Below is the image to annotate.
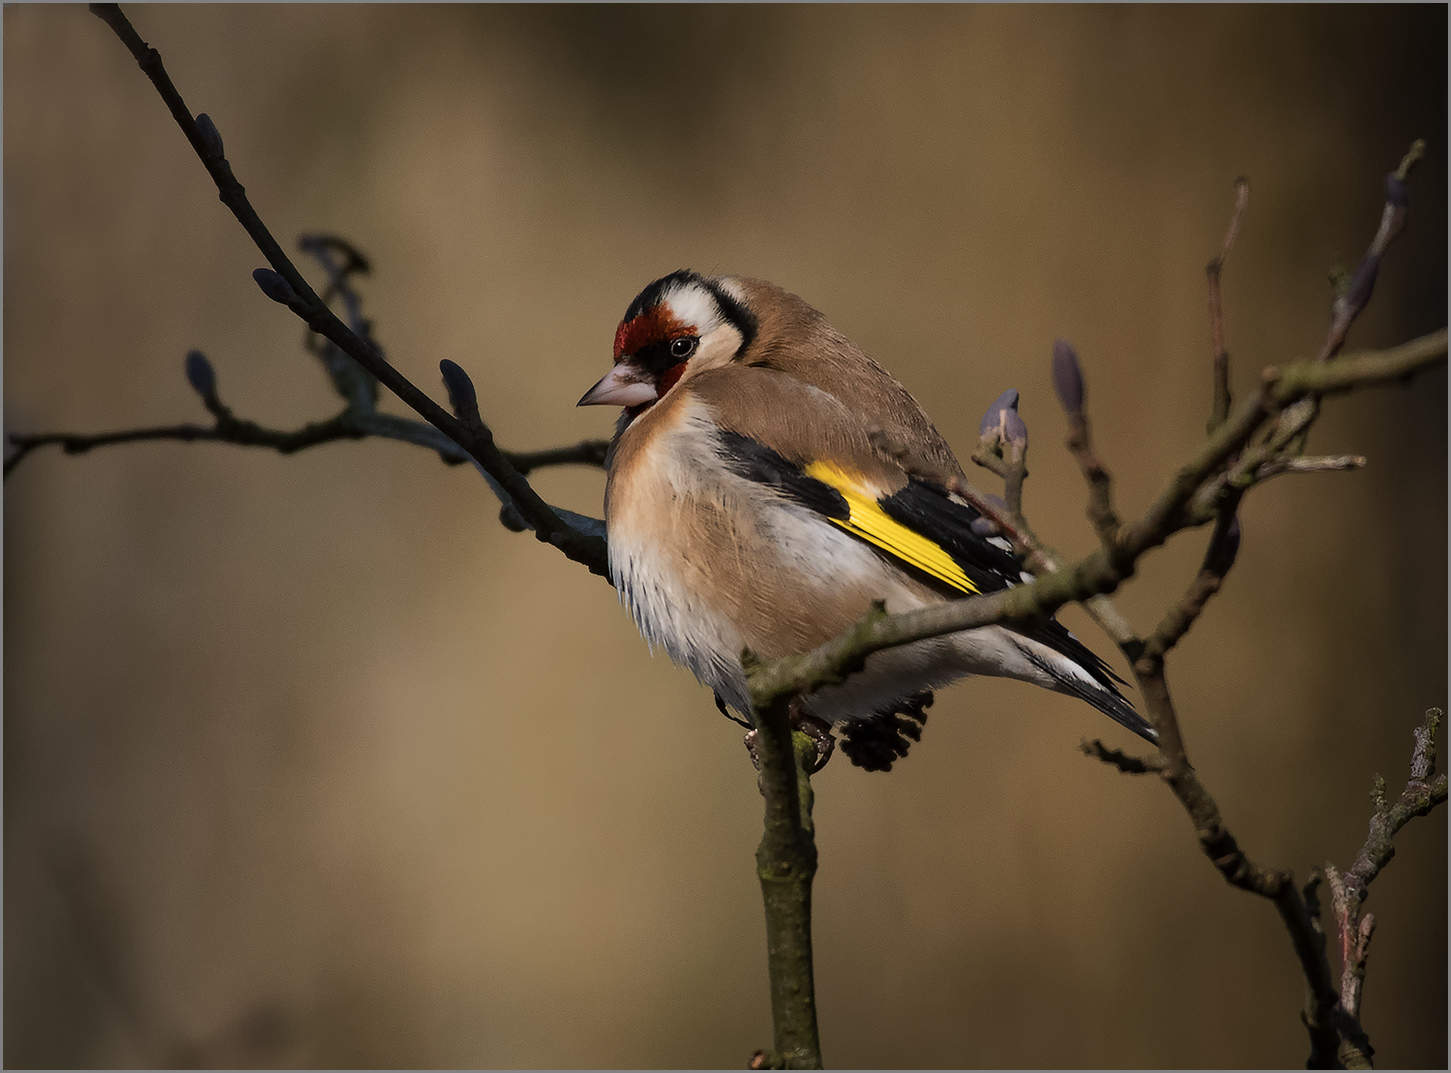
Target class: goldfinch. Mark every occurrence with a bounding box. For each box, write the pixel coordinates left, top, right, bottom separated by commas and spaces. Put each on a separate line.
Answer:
579, 271, 1153, 769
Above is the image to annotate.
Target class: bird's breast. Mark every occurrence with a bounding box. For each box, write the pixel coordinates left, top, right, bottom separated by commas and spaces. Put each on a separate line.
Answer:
604, 394, 934, 710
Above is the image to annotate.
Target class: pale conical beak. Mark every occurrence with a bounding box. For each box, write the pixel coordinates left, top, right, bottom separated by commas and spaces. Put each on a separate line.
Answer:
577, 363, 658, 407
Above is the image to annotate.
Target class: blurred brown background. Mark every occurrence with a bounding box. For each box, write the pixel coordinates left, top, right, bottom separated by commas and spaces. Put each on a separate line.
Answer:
5, 5, 1446, 1068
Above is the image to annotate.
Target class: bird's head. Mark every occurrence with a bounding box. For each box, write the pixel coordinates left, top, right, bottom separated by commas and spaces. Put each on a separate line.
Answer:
577, 270, 756, 416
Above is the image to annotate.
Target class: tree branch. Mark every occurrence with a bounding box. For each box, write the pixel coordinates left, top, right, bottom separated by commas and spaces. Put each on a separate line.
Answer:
4, 403, 607, 482
748, 332, 1446, 710
1207, 177, 1250, 433
86, 3, 609, 578
1324, 709, 1448, 1067
744, 691, 824, 1070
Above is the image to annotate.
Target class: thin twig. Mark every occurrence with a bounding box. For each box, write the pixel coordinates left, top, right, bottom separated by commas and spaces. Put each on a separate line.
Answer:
1143, 507, 1240, 660
1207, 178, 1250, 433
298, 234, 380, 413
1270, 140, 1427, 459
1064, 409, 1120, 555
4, 410, 608, 481
1080, 739, 1162, 775
87, 3, 609, 578
1126, 653, 1344, 1067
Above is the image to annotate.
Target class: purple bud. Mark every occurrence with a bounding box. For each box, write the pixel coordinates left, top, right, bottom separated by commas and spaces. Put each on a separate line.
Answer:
194, 113, 224, 160
184, 349, 216, 397
252, 268, 296, 305
1001, 406, 1028, 449
1052, 339, 1085, 414
1384, 173, 1410, 209
1345, 253, 1380, 313
439, 359, 478, 417
1203, 514, 1241, 575
977, 388, 1019, 438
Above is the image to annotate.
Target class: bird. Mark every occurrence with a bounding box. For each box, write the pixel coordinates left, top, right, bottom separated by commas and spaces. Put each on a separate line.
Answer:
578, 270, 1154, 770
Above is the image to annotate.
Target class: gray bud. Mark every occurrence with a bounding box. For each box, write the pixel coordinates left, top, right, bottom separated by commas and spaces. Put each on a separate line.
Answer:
252, 268, 296, 305
978, 388, 1019, 438
184, 349, 216, 397
1001, 406, 1028, 449
439, 359, 478, 417
1052, 339, 1085, 414
194, 113, 224, 160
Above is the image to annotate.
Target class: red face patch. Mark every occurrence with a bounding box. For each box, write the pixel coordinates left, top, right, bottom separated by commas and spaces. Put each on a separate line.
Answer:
613, 305, 692, 362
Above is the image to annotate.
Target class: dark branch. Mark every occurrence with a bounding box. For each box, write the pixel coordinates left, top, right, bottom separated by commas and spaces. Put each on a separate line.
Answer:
87, 3, 609, 578
1080, 739, 1162, 775
1053, 340, 1121, 556
5, 400, 608, 483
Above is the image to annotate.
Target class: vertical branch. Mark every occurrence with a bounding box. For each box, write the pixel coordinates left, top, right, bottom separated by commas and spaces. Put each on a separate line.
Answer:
748, 685, 823, 1070
1323, 708, 1448, 1068
1207, 178, 1250, 433
1052, 341, 1121, 556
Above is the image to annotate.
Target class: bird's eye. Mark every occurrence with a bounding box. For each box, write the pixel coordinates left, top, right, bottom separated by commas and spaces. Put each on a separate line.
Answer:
669, 336, 699, 360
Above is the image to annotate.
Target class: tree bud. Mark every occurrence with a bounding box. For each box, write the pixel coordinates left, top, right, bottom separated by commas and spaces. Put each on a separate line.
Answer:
184, 349, 216, 397
439, 359, 478, 417
1052, 339, 1085, 414
252, 268, 296, 305
1001, 406, 1028, 449
978, 388, 1019, 440
194, 113, 224, 160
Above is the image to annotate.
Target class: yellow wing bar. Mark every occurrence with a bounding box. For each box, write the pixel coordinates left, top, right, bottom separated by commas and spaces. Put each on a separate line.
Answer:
803, 461, 979, 595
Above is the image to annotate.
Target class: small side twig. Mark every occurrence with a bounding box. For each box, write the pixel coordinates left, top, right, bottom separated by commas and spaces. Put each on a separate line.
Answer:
1318, 140, 1424, 366
1052, 341, 1120, 556
1207, 177, 1250, 433
1143, 509, 1241, 660
1080, 738, 1162, 775
86, 3, 610, 577
1323, 708, 1448, 1068
4, 391, 609, 482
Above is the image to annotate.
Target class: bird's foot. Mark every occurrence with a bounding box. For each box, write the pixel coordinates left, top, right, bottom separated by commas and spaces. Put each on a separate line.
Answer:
790, 703, 836, 774
739, 700, 837, 775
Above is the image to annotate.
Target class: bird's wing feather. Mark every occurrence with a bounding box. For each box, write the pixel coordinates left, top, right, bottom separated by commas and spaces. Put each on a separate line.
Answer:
695, 366, 1128, 692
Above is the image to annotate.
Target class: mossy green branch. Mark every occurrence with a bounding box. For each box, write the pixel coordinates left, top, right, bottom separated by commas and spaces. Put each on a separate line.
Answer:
746, 671, 823, 1069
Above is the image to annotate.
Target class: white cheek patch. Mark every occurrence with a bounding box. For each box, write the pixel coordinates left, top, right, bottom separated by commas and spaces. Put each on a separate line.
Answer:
662, 282, 723, 337
693, 322, 745, 370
